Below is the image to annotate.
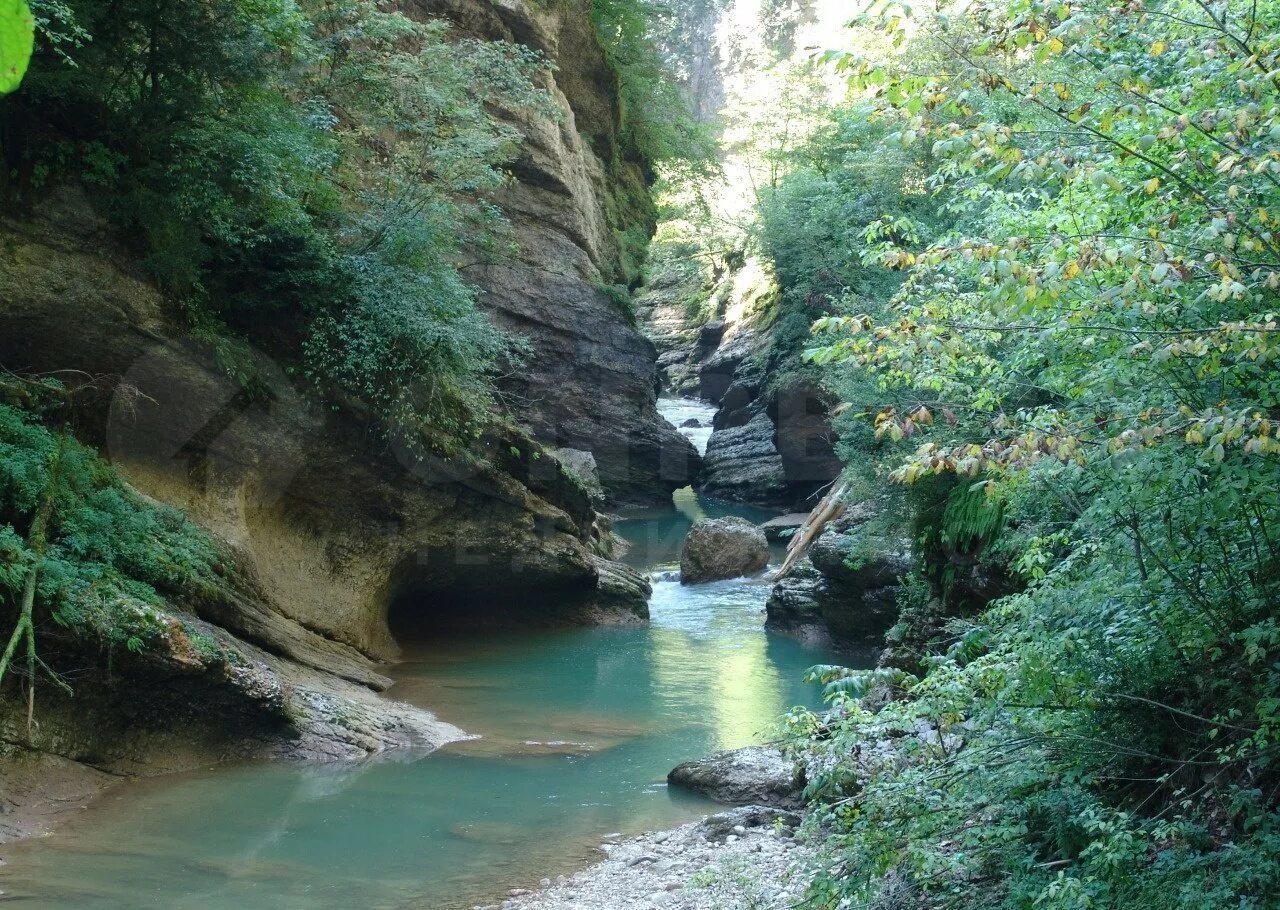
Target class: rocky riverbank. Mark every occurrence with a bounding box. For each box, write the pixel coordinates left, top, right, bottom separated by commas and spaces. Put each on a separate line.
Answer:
482, 806, 815, 910
476, 744, 814, 910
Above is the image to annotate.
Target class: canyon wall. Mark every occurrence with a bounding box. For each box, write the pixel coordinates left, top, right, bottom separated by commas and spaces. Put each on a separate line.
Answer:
409, 0, 701, 505
0, 0, 678, 795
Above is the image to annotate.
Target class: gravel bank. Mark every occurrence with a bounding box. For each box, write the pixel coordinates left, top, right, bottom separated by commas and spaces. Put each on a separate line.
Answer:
480, 808, 816, 910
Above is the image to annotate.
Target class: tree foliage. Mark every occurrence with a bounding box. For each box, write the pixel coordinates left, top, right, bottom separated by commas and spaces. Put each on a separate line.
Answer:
0, 396, 224, 659
790, 0, 1280, 906
592, 0, 716, 167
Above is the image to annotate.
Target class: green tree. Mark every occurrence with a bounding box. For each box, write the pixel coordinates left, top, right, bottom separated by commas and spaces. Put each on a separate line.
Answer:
795, 0, 1280, 906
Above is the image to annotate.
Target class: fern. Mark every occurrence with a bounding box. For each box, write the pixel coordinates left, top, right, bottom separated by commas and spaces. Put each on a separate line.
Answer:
805, 665, 918, 702
0, 404, 224, 652
940, 483, 1005, 552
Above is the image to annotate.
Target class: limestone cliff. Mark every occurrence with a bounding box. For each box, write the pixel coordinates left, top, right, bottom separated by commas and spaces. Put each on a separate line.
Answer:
407, 0, 701, 505
2, 188, 652, 657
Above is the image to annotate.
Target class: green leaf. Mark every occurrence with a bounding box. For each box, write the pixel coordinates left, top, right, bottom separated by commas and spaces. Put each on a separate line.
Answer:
0, 0, 33, 96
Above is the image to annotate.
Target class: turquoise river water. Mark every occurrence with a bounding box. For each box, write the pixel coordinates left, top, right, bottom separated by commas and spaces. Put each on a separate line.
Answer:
0, 400, 848, 909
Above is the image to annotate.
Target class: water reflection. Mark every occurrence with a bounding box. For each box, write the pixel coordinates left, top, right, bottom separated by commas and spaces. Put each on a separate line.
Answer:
0, 399, 854, 910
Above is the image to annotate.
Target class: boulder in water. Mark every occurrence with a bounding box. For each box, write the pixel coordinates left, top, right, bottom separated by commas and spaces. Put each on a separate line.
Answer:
668, 747, 804, 808
679, 417, 702, 428
679, 517, 769, 584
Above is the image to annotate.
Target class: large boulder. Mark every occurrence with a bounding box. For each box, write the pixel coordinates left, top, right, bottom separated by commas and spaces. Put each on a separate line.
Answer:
766, 520, 915, 646
766, 561, 900, 647
698, 412, 790, 505
668, 747, 804, 809
809, 527, 914, 590
680, 517, 769, 583
586, 555, 652, 623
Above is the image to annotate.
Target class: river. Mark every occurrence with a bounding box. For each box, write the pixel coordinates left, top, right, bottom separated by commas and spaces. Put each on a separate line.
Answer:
0, 399, 844, 909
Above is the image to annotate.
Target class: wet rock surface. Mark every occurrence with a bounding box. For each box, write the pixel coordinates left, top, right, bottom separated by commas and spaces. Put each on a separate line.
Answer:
679, 518, 770, 584
0, 746, 119, 843
667, 747, 804, 809
0, 613, 468, 843
585, 555, 653, 623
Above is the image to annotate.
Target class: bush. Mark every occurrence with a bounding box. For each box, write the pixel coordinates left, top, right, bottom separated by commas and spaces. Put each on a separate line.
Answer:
5, 0, 553, 449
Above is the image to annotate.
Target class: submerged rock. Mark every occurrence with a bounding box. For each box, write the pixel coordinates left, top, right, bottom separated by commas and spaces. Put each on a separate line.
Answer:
668, 746, 804, 809
679, 517, 769, 584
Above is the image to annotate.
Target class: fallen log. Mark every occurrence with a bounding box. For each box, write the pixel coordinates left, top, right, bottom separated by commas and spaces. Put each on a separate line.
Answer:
771, 481, 849, 581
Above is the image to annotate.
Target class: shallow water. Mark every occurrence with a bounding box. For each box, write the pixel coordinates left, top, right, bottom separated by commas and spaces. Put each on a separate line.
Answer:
0, 398, 849, 910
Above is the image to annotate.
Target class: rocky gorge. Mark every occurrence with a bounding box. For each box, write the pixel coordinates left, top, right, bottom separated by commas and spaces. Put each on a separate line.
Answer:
2, 0, 928, 906
0, 0, 692, 839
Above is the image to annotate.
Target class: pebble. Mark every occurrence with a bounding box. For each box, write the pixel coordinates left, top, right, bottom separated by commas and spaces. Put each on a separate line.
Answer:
495, 817, 814, 910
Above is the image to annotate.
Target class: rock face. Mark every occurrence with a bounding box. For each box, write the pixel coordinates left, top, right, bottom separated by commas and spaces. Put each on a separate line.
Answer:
0, 178, 653, 814
636, 250, 841, 507
679, 517, 770, 583
759, 513, 808, 542
1, 192, 648, 660
0, 610, 468, 844
766, 518, 915, 646
552, 447, 604, 498
699, 410, 789, 504
0, 0, 696, 834
668, 746, 804, 809
410, 0, 700, 505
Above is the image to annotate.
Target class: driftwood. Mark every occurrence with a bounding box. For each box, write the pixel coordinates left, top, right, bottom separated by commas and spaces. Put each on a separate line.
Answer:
772, 481, 849, 581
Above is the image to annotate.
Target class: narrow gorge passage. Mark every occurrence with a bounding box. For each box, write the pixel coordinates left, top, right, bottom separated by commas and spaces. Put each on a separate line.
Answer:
0, 404, 850, 910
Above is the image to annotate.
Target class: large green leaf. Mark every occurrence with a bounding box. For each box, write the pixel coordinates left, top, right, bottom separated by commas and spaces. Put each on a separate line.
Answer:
0, 0, 34, 96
